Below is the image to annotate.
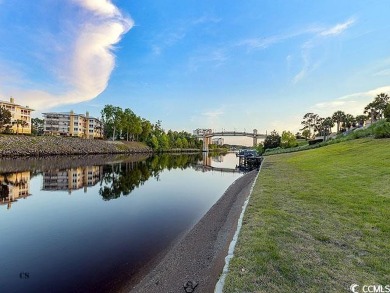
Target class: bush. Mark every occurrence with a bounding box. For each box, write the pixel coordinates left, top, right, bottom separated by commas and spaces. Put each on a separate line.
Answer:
373, 120, 390, 138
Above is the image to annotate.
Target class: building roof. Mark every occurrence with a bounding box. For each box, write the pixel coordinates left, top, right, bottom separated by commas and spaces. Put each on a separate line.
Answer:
0, 99, 34, 111
42, 112, 101, 122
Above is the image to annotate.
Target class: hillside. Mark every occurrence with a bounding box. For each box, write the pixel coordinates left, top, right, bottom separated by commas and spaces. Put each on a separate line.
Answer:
225, 138, 390, 292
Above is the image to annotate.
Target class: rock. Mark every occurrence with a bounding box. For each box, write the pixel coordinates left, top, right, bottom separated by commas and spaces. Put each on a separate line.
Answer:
183, 280, 198, 292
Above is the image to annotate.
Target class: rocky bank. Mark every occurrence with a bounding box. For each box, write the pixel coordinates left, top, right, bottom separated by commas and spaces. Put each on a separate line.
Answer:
0, 135, 152, 157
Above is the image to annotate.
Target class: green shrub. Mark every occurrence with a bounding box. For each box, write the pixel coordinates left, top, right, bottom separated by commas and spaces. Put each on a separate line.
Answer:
373, 120, 390, 138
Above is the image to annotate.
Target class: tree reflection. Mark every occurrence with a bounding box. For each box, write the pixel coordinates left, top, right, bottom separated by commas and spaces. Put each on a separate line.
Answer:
99, 154, 202, 201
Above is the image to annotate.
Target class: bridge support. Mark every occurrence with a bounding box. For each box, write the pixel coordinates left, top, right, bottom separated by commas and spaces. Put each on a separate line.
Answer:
253, 129, 258, 147
202, 135, 211, 152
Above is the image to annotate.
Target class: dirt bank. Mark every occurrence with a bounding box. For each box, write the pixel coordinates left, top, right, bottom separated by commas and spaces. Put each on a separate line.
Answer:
125, 170, 258, 293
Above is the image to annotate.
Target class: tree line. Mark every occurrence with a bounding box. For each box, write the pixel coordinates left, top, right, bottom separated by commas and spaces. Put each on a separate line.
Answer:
257, 92, 390, 153
101, 105, 202, 151
299, 92, 389, 139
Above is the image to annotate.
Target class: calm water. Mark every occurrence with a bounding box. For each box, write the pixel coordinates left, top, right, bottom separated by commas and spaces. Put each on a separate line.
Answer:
0, 153, 242, 293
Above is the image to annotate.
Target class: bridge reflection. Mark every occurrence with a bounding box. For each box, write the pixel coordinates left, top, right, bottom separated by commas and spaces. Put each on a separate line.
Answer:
193, 153, 260, 174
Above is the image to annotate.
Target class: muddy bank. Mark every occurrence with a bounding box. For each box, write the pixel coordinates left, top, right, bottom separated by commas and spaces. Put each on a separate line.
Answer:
124, 170, 258, 293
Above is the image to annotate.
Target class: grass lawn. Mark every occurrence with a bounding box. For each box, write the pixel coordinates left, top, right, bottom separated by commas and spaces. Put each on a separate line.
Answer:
224, 138, 390, 292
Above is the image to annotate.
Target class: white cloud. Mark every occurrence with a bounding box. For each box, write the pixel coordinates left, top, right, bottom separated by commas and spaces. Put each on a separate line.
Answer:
319, 18, 355, 36
201, 109, 224, 118
0, 0, 133, 111
312, 85, 390, 116
73, 0, 119, 17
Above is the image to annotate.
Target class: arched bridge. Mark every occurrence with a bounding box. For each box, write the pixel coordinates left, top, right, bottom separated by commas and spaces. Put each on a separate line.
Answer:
193, 129, 266, 152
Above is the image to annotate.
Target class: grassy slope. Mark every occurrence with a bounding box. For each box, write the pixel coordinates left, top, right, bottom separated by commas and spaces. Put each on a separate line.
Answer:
224, 138, 390, 292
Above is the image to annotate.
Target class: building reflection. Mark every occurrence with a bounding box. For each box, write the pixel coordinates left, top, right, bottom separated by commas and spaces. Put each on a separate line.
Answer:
42, 166, 103, 194
0, 171, 31, 209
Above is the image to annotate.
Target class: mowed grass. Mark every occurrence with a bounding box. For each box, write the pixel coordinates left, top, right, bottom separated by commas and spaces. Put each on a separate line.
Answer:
224, 138, 390, 292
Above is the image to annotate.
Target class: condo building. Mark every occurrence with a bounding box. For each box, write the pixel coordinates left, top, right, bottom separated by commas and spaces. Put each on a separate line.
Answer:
0, 97, 33, 134
42, 111, 103, 138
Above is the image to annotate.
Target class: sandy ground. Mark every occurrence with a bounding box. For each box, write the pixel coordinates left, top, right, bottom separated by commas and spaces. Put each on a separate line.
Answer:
124, 170, 258, 293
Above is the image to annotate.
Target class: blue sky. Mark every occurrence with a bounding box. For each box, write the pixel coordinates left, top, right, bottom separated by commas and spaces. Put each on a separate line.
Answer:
0, 0, 389, 143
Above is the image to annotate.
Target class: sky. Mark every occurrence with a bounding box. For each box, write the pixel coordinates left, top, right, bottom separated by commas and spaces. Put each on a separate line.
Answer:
0, 0, 389, 144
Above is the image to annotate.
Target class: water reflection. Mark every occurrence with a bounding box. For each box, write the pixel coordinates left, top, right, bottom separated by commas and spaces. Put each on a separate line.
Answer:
0, 171, 31, 209
0, 153, 248, 209
43, 166, 103, 193
0, 154, 206, 207
0, 153, 243, 293
99, 154, 202, 200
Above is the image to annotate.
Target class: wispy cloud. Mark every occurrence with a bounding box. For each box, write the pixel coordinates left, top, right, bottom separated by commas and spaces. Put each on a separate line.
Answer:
319, 18, 356, 36
374, 68, 390, 76
192, 15, 221, 25
201, 109, 224, 118
312, 85, 390, 116
188, 49, 228, 72
238, 27, 321, 50
237, 18, 356, 84
0, 0, 132, 110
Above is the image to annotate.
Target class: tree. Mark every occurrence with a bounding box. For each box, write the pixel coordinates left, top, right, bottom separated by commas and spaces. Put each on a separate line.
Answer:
0, 106, 11, 132
332, 111, 346, 133
101, 105, 122, 140
355, 115, 367, 127
149, 135, 159, 149
139, 119, 152, 142
321, 117, 334, 141
364, 93, 389, 123
373, 93, 389, 119
256, 143, 264, 154
302, 129, 311, 140
175, 137, 183, 148
384, 104, 390, 121
181, 137, 189, 149
158, 133, 170, 150
301, 113, 320, 136
281, 131, 297, 148
263, 130, 281, 149
31, 118, 44, 135
121, 108, 135, 141
14, 119, 26, 134
364, 102, 379, 124
343, 114, 355, 130
301, 113, 313, 134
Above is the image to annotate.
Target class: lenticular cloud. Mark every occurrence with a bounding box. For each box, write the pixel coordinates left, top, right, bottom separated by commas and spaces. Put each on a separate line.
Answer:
14, 0, 133, 110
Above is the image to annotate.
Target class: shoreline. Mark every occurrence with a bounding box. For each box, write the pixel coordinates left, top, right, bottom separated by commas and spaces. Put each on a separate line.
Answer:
124, 170, 258, 293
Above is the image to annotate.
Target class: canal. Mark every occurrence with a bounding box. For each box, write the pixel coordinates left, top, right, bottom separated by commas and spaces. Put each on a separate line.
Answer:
0, 153, 243, 293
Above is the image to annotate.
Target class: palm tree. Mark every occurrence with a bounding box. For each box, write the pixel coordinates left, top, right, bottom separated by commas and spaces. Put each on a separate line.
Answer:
373, 93, 389, 119
332, 111, 346, 133
322, 117, 334, 141
20, 120, 28, 134
13, 119, 24, 135
343, 114, 356, 130
364, 93, 389, 123
355, 115, 367, 127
